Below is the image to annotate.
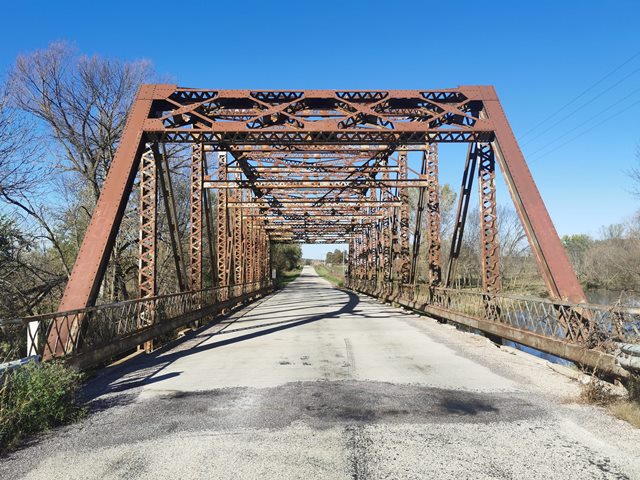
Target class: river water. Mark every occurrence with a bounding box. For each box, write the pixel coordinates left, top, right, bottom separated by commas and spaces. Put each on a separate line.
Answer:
585, 288, 640, 307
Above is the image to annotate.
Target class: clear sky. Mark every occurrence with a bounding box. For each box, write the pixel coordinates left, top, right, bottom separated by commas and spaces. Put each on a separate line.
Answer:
1, 1, 639, 259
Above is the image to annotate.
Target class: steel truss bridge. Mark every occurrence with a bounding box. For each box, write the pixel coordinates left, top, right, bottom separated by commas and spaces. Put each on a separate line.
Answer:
3, 85, 639, 376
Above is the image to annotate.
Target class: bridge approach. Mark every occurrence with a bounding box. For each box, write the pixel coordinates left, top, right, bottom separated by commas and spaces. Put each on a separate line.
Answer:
2, 267, 639, 479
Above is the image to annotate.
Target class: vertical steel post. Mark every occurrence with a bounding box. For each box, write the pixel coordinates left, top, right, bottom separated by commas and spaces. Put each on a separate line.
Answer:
397, 151, 411, 284
477, 143, 501, 293
189, 144, 203, 292
425, 144, 442, 286
232, 171, 243, 287
216, 152, 230, 295
410, 150, 428, 284
138, 146, 157, 299
381, 162, 392, 285
138, 145, 157, 352
367, 188, 377, 281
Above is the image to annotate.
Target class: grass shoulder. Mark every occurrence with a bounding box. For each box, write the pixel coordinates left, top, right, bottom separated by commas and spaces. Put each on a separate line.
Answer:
314, 264, 345, 287
276, 267, 302, 289
577, 373, 640, 429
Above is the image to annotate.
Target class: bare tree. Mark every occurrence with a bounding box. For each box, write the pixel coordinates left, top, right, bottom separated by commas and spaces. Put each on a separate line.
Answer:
1, 43, 154, 306
9, 42, 153, 203
0, 83, 36, 197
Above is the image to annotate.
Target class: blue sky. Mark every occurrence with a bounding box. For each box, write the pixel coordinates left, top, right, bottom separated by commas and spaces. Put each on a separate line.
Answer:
1, 1, 639, 259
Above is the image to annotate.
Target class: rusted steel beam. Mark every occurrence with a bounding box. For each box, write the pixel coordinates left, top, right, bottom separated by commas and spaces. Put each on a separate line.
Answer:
477, 86, 587, 303
228, 201, 402, 207
48, 85, 173, 357
138, 147, 158, 299
249, 214, 383, 219
381, 163, 393, 284
425, 143, 442, 286
216, 152, 230, 293
232, 171, 243, 286
477, 143, 501, 293
138, 146, 157, 352
410, 149, 428, 284
189, 144, 204, 291
204, 180, 434, 189
154, 131, 495, 146
226, 166, 400, 174
397, 151, 411, 284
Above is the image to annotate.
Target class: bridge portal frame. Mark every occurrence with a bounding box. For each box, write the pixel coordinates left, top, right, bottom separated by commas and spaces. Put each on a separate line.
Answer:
47, 85, 587, 357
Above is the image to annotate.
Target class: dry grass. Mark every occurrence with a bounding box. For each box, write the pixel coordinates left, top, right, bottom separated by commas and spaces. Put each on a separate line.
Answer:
609, 401, 640, 428
626, 375, 640, 403
578, 376, 620, 406
576, 373, 640, 429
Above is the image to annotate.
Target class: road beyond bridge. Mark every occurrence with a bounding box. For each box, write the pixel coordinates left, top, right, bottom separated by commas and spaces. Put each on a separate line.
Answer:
3, 267, 639, 479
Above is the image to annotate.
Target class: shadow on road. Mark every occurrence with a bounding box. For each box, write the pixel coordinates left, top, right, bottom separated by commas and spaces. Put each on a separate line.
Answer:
81, 283, 361, 406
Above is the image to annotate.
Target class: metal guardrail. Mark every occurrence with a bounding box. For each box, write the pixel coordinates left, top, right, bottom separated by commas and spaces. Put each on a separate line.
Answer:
347, 279, 640, 377
0, 281, 272, 369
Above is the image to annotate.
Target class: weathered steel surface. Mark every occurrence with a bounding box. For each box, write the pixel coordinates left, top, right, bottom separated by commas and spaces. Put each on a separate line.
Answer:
477, 143, 501, 294
138, 146, 157, 300
138, 146, 157, 352
425, 144, 442, 285
18, 282, 272, 369
190, 144, 204, 291
47, 84, 594, 364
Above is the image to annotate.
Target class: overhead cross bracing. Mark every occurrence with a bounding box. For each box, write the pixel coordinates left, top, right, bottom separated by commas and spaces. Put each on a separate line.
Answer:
205, 150, 412, 244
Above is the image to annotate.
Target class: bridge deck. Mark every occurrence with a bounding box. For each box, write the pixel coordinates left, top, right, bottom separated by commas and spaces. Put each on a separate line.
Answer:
3, 267, 639, 479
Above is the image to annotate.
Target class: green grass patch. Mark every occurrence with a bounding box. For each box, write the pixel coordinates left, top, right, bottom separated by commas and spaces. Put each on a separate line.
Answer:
314, 264, 345, 287
1, 361, 84, 452
276, 267, 302, 289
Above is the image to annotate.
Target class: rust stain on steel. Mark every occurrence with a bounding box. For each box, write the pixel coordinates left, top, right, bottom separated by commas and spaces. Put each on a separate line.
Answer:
478, 86, 586, 303
189, 144, 204, 291
50, 84, 588, 359
47, 85, 169, 357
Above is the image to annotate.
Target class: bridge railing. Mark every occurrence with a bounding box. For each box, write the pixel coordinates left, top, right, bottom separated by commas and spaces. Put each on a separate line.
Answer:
346, 279, 640, 376
0, 280, 273, 369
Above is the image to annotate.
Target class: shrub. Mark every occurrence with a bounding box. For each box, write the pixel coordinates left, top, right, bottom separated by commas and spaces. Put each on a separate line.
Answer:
0, 360, 83, 451
578, 375, 618, 406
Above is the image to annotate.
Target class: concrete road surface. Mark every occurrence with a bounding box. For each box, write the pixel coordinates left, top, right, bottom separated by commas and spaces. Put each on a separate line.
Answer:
2, 266, 639, 479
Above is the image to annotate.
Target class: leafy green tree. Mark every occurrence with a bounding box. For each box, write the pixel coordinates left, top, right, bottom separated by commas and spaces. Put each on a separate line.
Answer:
325, 249, 344, 264
270, 243, 302, 273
